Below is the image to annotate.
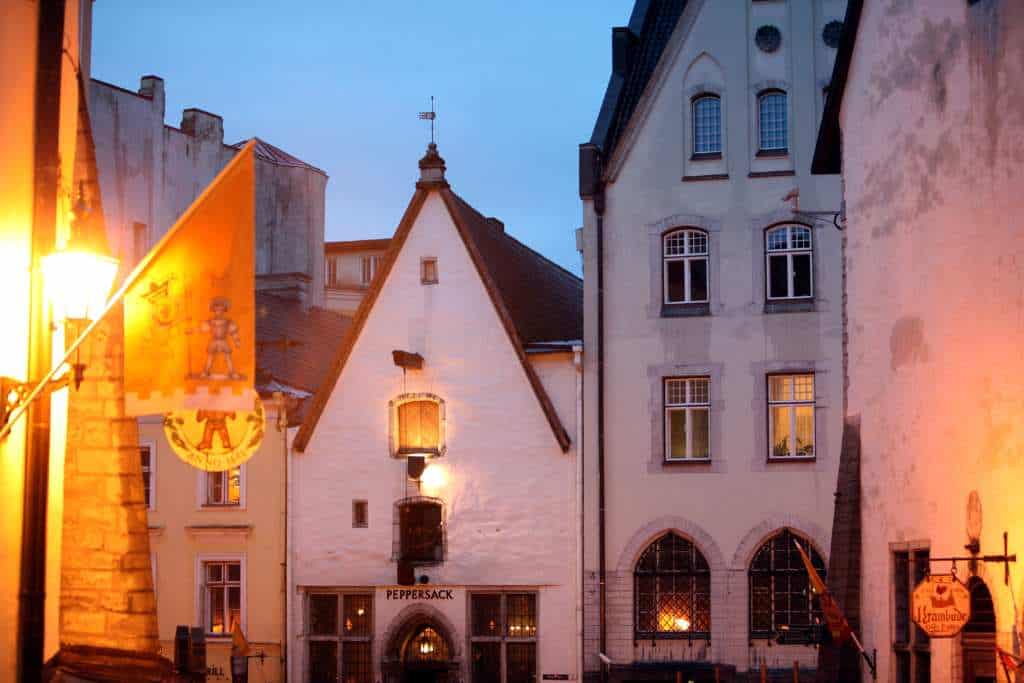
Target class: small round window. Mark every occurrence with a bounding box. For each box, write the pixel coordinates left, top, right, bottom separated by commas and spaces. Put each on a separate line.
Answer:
755, 25, 782, 53
822, 20, 843, 49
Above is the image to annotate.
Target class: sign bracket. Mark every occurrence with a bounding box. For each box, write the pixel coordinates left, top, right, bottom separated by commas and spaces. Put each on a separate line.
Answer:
928, 531, 1017, 585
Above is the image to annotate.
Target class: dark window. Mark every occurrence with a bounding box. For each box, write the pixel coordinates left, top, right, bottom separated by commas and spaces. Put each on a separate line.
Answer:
140, 445, 152, 508
634, 532, 711, 639
353, 500, 368, 528
397, 498, 444, 564
755, 25, 782, 53
757, 90, 788, 152
822, 20, 844, 48
421, 257, 438, 284
749, 529, 826, 639
893, 549, 930, 683
663, 229, 709, 305
308, 593, 373, 683
470, 593, 538, 683
691, 95, 722, 156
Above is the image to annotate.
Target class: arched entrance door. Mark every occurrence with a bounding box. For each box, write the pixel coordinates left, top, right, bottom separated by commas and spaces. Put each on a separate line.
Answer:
383, 614, 458, 683
962, 577, 996, 683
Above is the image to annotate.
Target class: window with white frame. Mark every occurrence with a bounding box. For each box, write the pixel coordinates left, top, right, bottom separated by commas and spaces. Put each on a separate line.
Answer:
757, 90, 788, 152
307, 593, 373, 683
201, 559, 242, 635
360, 255, 379, 286
691, 95, 722, 156
664, 377, 710, 461
767, 374, 815, 459
140, 443, 154, 509
663, 229, 708, 305
469, 592, 538, 683
204, 466, 242, 506
765, 225, 813, 300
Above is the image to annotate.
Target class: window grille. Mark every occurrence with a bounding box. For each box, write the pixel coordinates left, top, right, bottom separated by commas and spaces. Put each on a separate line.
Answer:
664, 377, 711, 461
748, 530, 826, 639
663, 229, 709, 305
634, 532, 711, 640
892, 549, 930, 683
767, 374, 815, 459
394, 497, 445, 565
758, 90, 788, 152
692, 95, 722, 156
469, 593, 538, 683
308, 593, 373, 683
765, 225, 813, 300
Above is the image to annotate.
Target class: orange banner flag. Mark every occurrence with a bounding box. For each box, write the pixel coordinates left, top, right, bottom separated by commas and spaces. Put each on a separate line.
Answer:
123, 142, 256, 415
793, 537, 852, 644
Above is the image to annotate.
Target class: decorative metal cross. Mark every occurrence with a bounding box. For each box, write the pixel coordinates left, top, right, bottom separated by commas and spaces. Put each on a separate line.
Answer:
418, 96, 436, 144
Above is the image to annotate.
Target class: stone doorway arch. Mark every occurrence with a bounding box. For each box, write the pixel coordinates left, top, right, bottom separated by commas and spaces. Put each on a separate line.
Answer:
961, 577, 997, 683
382, 606, 461, 683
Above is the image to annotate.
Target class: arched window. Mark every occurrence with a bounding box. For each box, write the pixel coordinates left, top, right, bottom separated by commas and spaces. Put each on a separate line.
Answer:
663, 229, 708, 305
757, 90, 788, 153
404, 626, 450, 664
765, 225, 812, 300
391, 394, 445, 457
691, 94, 722, 157
749, 529, 826, 639
634, 532, 711, 640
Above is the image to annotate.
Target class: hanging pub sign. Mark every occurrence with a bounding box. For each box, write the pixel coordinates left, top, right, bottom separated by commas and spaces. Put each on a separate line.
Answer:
912, 574, 971, 637
163, 391, 265, 472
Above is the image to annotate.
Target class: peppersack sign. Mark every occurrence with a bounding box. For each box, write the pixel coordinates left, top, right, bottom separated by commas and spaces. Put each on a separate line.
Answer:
912, 574, 971, 637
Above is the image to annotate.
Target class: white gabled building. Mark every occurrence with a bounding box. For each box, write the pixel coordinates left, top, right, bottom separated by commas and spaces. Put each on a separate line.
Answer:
288, 145, 584, 683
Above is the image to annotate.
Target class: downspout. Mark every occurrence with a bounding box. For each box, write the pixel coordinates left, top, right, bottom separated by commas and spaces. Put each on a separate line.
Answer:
595, 192, 607, 675
19, 1, 65, 680
573, 344, 584, 683
276, 393, 288, 678
285, 415, 296, 683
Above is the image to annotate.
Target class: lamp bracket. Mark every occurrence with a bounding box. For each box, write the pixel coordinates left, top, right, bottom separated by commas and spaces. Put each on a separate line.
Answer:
0, 373, 72, 430
928, 531, 1017, 584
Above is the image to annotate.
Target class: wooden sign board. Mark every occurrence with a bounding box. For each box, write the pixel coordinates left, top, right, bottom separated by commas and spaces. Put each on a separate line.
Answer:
912, 574, 971, 637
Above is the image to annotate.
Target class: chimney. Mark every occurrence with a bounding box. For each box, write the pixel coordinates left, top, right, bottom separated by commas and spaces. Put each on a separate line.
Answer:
416, 143, 448, 189
138, 75, 165, 120
180, 108, 224, 144
612, 27, 637, 76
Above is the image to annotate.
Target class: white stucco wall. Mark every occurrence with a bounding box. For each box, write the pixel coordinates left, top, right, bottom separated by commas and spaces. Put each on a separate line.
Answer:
581, 0, 845, 674
292, 191, 579, 683
841, 1, 1024, 680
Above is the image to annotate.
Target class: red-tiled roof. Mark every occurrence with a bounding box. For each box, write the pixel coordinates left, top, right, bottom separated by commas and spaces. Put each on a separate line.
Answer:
232, 137, 327, 177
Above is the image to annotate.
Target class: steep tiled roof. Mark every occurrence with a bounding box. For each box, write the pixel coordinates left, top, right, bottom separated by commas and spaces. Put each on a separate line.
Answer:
590, 0, 688, 161
232, 137, 327, 177
445, 193, 582, 345
255, 291, 352, 422
812, 0, 864, 174
324, 238, 391, 253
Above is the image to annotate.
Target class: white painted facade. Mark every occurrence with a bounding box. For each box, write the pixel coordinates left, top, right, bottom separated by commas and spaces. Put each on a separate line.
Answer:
832, 1, 1024, 681
580, 0, 845, 677
290, 169, 581, 683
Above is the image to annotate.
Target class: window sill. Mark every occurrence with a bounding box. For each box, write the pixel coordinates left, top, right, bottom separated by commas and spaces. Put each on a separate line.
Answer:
767, 456, 816, 463
748, 170, 796, 178
756, 148, 789, 158
663, 457, 712, 465
661, 302, 711, 318
681, 174, 729, 182
764, 299, 815, 314
690, 152, 722, 161
201, 504, 243, 509
635, 633, 711, 641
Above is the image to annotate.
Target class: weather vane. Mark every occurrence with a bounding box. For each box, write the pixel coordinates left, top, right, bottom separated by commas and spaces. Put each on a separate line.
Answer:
418, 96, 436, 145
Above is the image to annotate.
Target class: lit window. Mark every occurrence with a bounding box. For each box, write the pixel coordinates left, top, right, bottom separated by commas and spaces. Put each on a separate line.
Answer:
664, 377, 710, 461
203, 560, 241, 635
634, 533, 710, 640
307, 593, 373, 683
892, 548, 930, 682
360, 255, 379, 286
470, 593, 537, 683
749, 530, 825, 639
663, 229, 708, 305
758, 90, 788, 152
768, 374, 815, 459
205, 467, 242, 506
691, 95, 722, 156
421, 257, 438, 285
140, 444, 154, 509
396, 497, 444, 564
393, 395, 444, 457
765, 225, 812, 300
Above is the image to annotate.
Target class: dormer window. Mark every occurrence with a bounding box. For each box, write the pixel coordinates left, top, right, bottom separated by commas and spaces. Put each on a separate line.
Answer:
391, 394, 445, 458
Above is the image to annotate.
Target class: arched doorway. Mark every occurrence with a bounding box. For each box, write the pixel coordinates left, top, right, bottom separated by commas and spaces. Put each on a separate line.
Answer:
962, 577, 996, 683
382, 613, 459, 683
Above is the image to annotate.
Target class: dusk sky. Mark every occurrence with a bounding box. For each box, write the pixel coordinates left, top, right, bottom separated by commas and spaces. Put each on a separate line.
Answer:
91, 1, 632, 275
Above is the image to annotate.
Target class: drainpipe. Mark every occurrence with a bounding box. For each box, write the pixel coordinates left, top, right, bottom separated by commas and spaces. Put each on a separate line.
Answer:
285, 411, 296, 683
572, 344, 584, 683
19, 1, 65, 680
275, 392, 288, 679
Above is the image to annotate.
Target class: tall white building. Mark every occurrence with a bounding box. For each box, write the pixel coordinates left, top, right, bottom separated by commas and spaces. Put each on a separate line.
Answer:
579, 1, 846, 679
288, 146, 584, 683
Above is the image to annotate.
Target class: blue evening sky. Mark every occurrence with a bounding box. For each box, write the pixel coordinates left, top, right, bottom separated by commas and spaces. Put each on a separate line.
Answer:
91, 1, 633, 275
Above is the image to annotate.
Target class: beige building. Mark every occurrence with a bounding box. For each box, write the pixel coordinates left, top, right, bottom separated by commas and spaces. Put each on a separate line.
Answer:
324, 238, 391, 315
579, 0, 846, 679
814, 1, 1024, 681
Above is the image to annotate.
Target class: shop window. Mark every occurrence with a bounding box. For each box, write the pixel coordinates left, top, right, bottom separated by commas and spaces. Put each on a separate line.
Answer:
391, 394, 445, 458
201, 559, 242, 636
893, 549, 930, 682
767, 373, 815, 460
395, 497, 445, 564
664, 377, 711, 461
470, 593, 537, 683
663, 229, 709, 307
765, 225, 813, 300
634, 532, 711, 640
749, 529, 825, 639
307, 593, 373, 683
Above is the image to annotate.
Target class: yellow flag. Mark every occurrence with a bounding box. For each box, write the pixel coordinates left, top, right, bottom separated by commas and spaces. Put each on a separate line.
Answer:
124, 142, 256, 415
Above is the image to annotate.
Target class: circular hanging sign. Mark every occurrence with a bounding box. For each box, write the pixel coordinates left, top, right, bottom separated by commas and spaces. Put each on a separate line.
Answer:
912, 574, 971, 638
163, 392, 265, 471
